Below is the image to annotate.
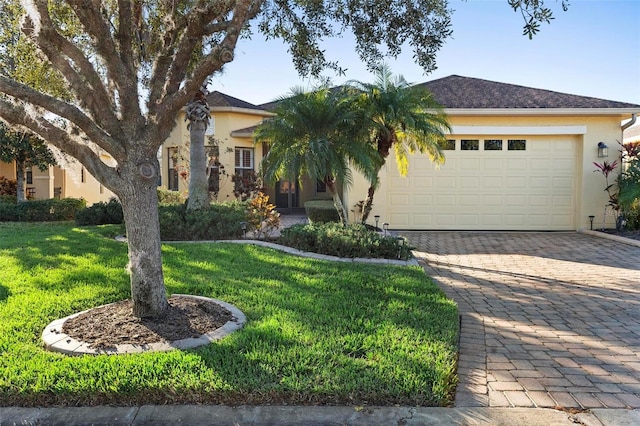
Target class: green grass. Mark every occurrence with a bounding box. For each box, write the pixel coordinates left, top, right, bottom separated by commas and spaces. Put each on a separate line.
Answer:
0, 221, 459, 407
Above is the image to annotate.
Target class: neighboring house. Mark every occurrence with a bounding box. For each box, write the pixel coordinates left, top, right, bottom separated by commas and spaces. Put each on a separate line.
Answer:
347, 75, 640, 231
0, 158, 115, 205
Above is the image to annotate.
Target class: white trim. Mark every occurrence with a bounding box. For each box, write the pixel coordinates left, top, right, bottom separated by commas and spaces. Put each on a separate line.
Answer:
210, 106, 275, 117
450, 125, 587, 135
445, 108, 640, 116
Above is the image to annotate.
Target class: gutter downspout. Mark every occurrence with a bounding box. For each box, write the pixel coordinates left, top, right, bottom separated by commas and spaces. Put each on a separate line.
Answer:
622, 113, 637, 134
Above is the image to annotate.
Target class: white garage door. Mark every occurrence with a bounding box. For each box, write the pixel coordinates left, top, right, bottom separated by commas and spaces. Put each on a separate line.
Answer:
385, 136, 577, 230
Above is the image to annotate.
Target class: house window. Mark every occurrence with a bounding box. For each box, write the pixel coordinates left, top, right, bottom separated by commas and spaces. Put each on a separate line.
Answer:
26, 168, 33, 184
235, 148, 254, 174
461, 139, 479, 151
484, 139, 503, 151
234, 148, 256, 199
81, 167, 86, 183
167, 147, 179, 191
440, 139, 455, 150
508, 139, 527, 151
316, 180, 326, 193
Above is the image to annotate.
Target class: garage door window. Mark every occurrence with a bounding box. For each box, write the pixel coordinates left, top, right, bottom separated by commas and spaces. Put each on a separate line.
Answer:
461, 139, 479, 150
440, 139, 455, 150
484, 139, 503, 151
508, 139, 527, 150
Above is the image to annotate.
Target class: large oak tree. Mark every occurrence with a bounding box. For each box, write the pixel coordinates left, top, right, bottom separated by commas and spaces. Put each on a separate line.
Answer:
0, 0, 566, 318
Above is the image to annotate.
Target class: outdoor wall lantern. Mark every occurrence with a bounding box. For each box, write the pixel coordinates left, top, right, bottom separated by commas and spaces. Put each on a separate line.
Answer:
374, 215, 380, 229
383, 222, 389, 237
597, 142, 609, 158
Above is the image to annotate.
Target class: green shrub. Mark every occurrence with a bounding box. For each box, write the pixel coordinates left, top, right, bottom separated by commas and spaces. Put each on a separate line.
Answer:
0, 176, 17, 196
159, 201, 248, 240
623, 201, 640, 231
304, 199, 340, 224
0, 198, 86, 222
75, 197, 124, 225
157, 187, 186, 204
0, 194, 16, 204
0, 202, 17, 221
278, 222, 413, 260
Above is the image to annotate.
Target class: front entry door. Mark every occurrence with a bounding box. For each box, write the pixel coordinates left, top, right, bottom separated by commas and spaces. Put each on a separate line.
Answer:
275, 180, 298, 211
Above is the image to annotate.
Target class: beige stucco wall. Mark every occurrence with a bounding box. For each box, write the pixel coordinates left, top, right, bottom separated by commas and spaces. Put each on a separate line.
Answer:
347, 113, 632, 230
0, 162, 15, 181
161, 108, 271, 202
60, 161, 115, 205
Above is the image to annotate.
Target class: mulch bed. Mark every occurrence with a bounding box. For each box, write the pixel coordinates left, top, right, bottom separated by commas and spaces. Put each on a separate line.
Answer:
62, 296, 233, 349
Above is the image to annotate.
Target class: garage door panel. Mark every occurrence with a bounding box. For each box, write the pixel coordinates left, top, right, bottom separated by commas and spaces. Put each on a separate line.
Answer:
459, 177, 480, 188
506, 177, 527, 188
460, 159, 481, 170
529, 177, 551, 188
390, 194, 409, 206
482, 176, 503, 188
413, 176, 433, 188
385, 135, 576, 230
507, 159, 527, 170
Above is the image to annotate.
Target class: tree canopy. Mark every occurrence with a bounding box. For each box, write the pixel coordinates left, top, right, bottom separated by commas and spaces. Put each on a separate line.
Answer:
0, 123, 57, 202
0, 0, 568, 318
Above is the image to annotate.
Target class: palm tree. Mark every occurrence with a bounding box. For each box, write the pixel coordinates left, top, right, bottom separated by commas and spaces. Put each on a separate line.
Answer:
185, 87, 211, 210
348, 64, 451, 224
255, 86, 377, 225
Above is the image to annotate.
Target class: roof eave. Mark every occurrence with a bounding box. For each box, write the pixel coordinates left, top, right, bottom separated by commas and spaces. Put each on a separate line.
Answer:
210, 106, 275, 116
445, 108, 640, 116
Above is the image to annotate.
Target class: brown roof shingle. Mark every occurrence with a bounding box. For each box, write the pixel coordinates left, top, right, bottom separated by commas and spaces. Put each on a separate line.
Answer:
206, 91, 265, 111
416, 75, 640, 109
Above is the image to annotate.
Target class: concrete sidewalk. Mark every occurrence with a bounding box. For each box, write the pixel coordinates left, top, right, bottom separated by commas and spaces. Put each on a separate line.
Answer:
3, 405, 640, 425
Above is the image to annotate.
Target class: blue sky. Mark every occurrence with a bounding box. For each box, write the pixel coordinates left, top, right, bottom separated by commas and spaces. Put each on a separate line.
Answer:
210, 0, 640, 107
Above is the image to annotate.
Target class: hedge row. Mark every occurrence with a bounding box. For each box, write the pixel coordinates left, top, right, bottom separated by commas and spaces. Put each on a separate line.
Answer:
278, 222, 413, 260
0, 198, 86, 222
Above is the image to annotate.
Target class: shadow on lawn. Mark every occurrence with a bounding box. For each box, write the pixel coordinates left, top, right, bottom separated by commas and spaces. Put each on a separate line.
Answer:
162, 243, 459, 406
0, 284, 9, 302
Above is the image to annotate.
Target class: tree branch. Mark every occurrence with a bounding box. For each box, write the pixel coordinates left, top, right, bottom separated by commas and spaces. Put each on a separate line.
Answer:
0, 98, 121, 191
66, 0, 144, 127
0, 76, 126, 162
21, 0, 124, 139
155, 0, 261, 132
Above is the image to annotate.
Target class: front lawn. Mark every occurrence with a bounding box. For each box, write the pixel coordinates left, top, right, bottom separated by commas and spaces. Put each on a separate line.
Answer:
0, 222, 458, 407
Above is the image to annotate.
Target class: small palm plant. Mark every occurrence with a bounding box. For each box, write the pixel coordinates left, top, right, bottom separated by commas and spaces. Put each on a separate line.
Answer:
346, 64, 451, 224
255, 86, 378, 225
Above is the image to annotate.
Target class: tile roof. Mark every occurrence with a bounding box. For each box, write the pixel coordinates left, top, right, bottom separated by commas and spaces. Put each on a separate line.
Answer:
416, 75, 640, 109
206, 91, 265, 111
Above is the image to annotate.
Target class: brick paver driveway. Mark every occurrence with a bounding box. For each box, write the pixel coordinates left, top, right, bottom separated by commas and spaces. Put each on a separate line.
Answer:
401, 231, 640, 409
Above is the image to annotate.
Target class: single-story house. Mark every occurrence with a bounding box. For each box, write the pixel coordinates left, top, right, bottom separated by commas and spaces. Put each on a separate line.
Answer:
346, 75, 640, 231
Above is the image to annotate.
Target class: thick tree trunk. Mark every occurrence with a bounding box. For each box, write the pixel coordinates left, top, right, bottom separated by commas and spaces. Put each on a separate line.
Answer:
15, 161, 26, 203
118, 161, 169, 318
187, 120, 209, 210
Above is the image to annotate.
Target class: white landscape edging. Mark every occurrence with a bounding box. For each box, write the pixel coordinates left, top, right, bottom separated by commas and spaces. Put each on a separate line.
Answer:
42, 295, 246, 356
